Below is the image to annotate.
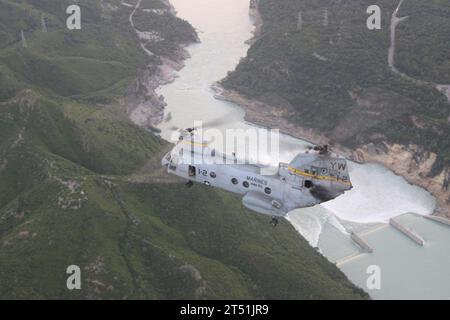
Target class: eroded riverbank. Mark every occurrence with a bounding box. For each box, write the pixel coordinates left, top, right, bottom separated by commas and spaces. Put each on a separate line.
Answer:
215, 86, 449, 219
124, 0, 198, 133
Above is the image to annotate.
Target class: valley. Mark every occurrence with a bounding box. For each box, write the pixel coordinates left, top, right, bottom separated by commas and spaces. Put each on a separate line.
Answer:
0, 0, 366, 300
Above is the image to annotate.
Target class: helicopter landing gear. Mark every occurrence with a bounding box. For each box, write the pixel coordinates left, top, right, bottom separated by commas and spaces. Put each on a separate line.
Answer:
186, 181, 194, 188
270, 217, 279, 228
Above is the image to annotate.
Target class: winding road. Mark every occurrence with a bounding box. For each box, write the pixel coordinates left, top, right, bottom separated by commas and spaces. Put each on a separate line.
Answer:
129, 0, 155, 57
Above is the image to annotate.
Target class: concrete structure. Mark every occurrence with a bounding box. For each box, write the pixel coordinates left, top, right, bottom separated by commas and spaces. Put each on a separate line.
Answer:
390, 218, 425, 246
424, 215, 450, 227
350, 231, 373, 253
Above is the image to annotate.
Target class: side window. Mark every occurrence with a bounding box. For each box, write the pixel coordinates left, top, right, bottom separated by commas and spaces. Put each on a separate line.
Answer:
231, 178, 239, 185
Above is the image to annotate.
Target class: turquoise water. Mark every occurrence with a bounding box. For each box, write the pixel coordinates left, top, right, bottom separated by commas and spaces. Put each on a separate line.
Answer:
335, 214, 450, 299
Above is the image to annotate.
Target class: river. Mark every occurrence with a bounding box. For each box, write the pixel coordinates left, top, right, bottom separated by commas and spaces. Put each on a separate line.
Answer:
155, 0, 449, 299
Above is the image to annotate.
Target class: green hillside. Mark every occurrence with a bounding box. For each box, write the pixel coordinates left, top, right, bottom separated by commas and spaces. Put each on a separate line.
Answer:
223, 0, 450, 173
0, 0, 367, 299
396, 0, 450, 83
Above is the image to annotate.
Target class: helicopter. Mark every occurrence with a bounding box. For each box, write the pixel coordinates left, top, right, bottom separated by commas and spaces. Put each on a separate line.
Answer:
162, 128, 353, 226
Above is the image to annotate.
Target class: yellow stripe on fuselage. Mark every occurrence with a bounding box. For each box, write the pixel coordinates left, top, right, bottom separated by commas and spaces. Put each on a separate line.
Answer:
287, 166, 352, 186
182, 140, 209, 147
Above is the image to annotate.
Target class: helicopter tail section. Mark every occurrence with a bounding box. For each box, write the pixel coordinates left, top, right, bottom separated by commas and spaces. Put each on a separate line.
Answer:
286, 147, 353, 203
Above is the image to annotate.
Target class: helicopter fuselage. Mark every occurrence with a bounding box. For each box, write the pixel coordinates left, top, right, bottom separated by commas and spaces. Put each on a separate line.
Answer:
162, 134, 353, 217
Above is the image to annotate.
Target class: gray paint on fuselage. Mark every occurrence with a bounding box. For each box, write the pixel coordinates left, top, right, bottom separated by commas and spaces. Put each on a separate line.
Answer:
181, 163, 283, 198
162, 132, 352, 217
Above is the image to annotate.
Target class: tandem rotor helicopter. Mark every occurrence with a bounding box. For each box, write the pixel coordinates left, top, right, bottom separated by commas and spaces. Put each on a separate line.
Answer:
162, 128, 353, 227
